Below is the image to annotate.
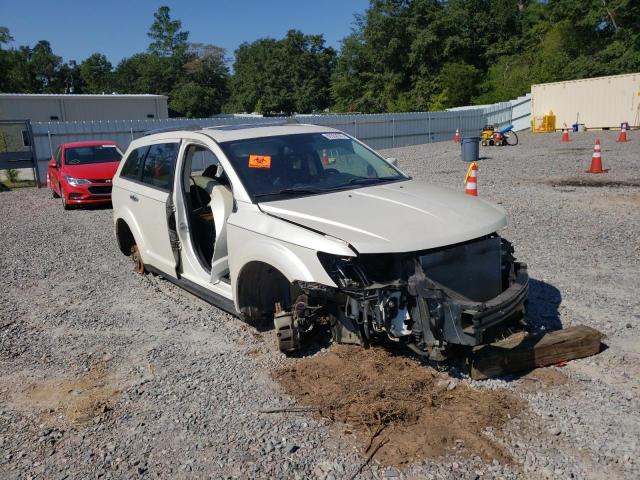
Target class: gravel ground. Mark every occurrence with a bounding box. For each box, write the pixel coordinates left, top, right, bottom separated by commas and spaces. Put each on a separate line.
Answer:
1, 130, 639, 479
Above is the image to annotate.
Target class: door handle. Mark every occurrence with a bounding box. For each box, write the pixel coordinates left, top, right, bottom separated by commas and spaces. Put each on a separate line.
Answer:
129, 194, 138, 202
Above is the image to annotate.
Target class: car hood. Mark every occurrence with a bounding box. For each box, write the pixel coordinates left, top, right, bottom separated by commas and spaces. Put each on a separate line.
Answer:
259, 180, 508, 254
62, 161, 120, 180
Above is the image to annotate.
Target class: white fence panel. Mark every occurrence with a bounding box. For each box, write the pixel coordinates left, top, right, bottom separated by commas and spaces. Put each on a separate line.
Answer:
30, 99, 527, 180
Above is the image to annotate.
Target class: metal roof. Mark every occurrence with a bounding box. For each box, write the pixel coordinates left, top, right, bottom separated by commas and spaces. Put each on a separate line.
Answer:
0, 93, 167, 99
200, 123, 340, 142
140, 123, 342, 143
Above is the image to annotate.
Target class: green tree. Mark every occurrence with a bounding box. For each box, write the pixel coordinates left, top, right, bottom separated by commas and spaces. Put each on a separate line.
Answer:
30, 40, 62, 92
0, 27, 14, 91
432, 62, 481, 109
168, 43, 229, 117
0, 26, 13, 47
147, 6, 189, 57
228, 30, 335, 114
114, 53, 176, 95
169, 82, 220, 117
79, 53, 114, 93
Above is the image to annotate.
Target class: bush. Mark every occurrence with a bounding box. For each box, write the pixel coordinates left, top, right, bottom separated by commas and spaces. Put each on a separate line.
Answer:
4, 169, 19, 183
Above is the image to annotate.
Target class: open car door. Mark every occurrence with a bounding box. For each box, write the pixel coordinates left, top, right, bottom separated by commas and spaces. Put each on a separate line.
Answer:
210, 184, 234, 281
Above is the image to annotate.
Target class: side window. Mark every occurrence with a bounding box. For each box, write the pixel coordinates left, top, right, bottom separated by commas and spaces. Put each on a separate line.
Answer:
55, 147, 62, 167
120, 146, 148, 180
142, 143, 179, 190
190, 148, 220, 176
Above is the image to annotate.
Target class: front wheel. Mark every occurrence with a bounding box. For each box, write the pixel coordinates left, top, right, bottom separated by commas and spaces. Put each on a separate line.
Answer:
505, 130, 519, 146
51, 185, 60, 199
60, 184, 70, 210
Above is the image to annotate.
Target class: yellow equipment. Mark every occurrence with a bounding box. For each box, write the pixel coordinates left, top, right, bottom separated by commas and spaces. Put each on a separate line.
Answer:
532, 111, 556, 133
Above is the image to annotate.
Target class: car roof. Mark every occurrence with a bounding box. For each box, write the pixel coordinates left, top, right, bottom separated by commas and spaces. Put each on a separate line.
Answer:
61, 141, 119, 148
142, 123, 343, 144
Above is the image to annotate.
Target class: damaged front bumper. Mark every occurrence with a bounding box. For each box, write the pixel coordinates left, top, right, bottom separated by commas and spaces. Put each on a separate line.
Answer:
408, 262, 528, 347
280, 235, 529, 355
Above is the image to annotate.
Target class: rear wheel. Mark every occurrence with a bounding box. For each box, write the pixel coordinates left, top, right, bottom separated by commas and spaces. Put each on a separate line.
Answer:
131, 245, 145, 274
505, 130, 519, 146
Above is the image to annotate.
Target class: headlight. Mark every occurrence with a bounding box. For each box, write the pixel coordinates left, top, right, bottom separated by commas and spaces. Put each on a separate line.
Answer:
64, 175, 91, 186
317, 252, 367, 288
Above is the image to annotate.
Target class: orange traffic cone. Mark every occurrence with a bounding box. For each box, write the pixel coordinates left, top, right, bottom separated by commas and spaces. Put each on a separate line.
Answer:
561, 126, 570, 142
464, 162, 478, 196
454, 128, 460, 143
617, 124, 628, 142
586, 139, 608, 174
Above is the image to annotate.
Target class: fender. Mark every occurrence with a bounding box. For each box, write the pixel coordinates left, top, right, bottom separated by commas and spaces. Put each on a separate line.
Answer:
113, 204, 147, 263
229, 232, 337, 312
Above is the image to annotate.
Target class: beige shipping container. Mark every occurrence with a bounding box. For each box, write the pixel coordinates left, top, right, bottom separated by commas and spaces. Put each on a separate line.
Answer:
531, 73, 640, 130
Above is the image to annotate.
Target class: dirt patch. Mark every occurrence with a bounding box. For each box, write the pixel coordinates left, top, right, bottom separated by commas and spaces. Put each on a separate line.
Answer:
602, 193, 640, 206
550, 147, 591, 154
17, 363, 121, 425
547, 178, 640, 188
517, 367, 568, 393
274, 345, 523, 466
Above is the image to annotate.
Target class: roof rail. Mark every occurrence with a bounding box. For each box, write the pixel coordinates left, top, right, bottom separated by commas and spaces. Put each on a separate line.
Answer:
143, 124, 203, 136
204, 118, 300, 132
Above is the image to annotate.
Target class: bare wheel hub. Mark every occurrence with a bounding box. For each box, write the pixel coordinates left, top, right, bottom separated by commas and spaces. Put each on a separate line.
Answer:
131, 245, 144, 274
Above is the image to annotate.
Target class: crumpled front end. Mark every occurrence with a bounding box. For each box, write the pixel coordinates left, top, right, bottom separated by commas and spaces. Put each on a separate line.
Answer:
276, 234, 528, 358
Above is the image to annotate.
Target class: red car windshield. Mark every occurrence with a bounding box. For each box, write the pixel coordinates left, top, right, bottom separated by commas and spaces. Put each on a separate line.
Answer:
65, 145, 122, 165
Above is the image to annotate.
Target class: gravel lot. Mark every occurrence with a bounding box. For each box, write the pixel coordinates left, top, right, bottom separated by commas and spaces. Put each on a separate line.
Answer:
1, 131, 638, 479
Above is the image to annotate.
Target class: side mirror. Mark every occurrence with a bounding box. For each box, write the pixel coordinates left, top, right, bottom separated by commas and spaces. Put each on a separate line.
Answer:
386, 157, 398, 166
48, 159, 57, 168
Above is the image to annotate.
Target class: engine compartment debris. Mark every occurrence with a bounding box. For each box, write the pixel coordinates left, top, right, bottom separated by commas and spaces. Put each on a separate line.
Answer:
278, 234, 530, 364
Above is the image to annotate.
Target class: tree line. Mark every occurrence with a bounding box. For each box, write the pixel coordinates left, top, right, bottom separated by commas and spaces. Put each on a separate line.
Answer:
1, 1, 638, 117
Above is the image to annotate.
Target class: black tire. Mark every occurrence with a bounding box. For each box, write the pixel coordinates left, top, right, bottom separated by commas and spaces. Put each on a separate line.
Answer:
51, 185, 60, 199
505, 130, 519, 146
60, 184, 70, 210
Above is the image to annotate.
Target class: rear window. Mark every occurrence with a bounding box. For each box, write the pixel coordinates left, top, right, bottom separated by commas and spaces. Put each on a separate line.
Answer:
141, 143, 179, 190
64, 145, 122, 165
120, 146, 148, 180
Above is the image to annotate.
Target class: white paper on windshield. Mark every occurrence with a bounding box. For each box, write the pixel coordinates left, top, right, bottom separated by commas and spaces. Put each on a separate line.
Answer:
322, 133, 349, 140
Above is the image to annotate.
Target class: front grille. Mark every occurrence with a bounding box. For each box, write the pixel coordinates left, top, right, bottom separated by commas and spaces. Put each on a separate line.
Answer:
90, 179, 112, 184
88, 186, 112, 195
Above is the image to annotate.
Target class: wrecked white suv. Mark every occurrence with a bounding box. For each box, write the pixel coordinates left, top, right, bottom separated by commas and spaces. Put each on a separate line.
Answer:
112, 123, 528, 359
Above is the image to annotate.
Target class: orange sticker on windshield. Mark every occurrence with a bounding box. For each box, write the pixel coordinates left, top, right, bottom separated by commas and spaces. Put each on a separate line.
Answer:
249, 154, 271, 169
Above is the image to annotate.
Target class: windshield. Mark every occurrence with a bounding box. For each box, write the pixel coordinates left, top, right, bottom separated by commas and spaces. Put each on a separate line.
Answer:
64, 145, 122, 165
219, 132, 406, 201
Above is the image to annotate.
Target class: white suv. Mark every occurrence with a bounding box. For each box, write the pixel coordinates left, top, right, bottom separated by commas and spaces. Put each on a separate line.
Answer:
112, 123, 528, 358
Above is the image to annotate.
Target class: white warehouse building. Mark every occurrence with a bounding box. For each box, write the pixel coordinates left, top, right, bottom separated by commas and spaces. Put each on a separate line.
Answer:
0, 93, 168, 122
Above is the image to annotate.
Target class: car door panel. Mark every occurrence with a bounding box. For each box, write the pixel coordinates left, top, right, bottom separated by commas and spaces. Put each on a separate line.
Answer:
49, 147, 61, 190
210, 184, 233, 281
115, 141, 180, 276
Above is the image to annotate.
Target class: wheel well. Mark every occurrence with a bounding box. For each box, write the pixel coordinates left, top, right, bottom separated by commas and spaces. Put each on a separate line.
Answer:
115, 219, 136, 256
236, 261, 291, 324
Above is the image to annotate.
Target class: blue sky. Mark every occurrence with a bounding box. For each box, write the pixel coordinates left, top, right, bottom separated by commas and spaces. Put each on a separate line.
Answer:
1, 0, 370, 65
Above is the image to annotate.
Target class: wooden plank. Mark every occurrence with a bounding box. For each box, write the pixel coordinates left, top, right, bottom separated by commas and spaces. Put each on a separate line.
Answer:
469, 325, 602, 380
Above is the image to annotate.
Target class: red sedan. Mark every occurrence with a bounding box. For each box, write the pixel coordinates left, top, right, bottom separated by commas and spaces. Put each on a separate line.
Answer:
48, 141, 124, 209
